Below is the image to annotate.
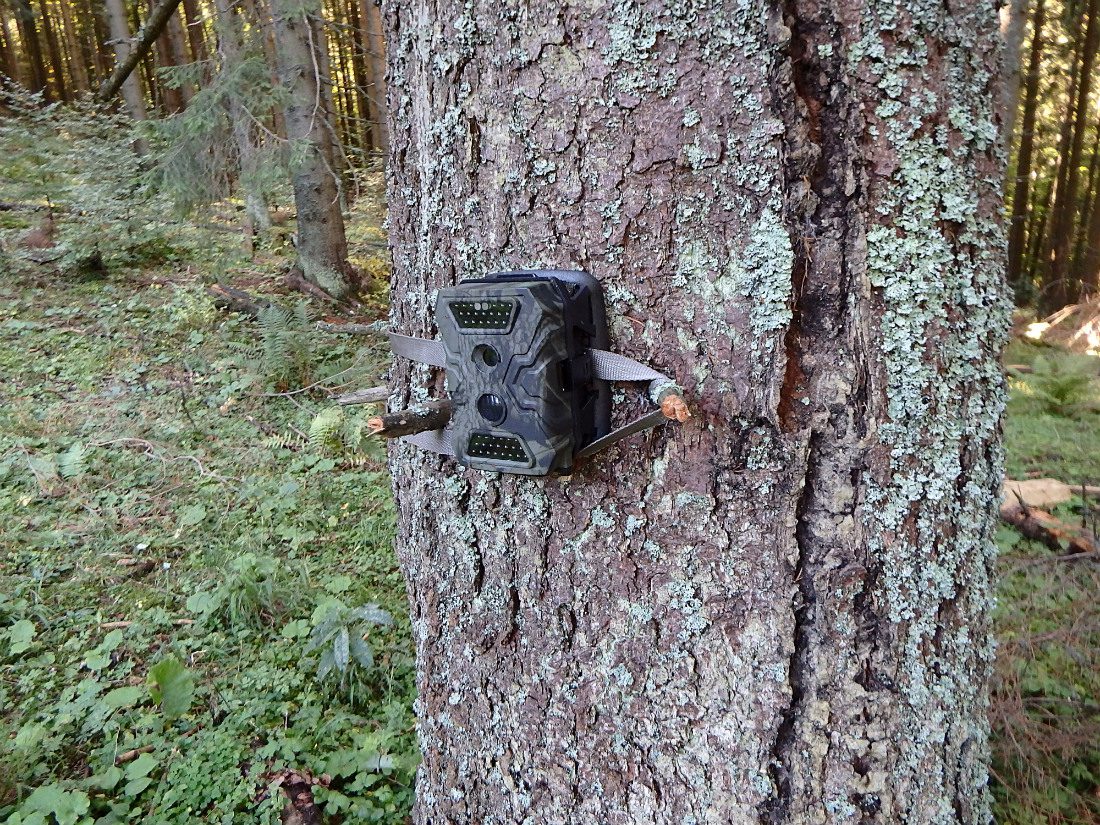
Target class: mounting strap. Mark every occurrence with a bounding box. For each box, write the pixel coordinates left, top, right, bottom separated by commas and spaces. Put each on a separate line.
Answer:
388, 333, 677, 460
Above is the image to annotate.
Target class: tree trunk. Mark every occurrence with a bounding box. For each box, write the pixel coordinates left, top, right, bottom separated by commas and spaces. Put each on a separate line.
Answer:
384, 1, 1007, 823
57, 0, 90, 94
1078, 173, 1100, 299
1042, 0, 1100, 312
152, 3, 186, 113
102, 0, 148, 120
36, 0, 67, 101
241, 0, 287, 139
96, 0, 184, 108
180, 0, 209, 64
1000, 0, 1028, 142
1070, 123, 1100, 284
312, 8, 346, 187
270, 0, 358, 300
0, 8, 17, 84
213, 0, 271, 236
163, 2, 194, 107
347, 0, 375, 152
1006, 0, 1045, 298
361, 0, 387, 153
1025, 175, 1055, 290
85, 0, 111, 86
13, 0, 51, 100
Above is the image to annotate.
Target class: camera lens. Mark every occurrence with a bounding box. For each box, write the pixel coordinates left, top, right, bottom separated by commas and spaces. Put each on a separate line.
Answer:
472, 344, 500, 370
477, 393, 507, 425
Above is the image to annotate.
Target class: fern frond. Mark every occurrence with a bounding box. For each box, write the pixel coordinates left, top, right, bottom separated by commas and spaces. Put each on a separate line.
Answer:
309, 407, 346, 453
57, 443, 88, 479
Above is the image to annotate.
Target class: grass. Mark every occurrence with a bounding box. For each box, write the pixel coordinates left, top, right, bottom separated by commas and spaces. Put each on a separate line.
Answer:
992, 341, 1100, 824
1003, 339, 1100, 481
0, 225, 418, 823
0, 113, 1096, 819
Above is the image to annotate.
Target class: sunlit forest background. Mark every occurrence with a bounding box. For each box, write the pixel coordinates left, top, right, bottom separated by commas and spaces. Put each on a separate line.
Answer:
0, 1, 1097, 823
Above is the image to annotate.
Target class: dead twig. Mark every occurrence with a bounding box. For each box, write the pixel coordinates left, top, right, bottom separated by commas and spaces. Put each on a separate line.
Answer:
1000, 501, 1098, 555
207, 283, 272, 318
115, 745, 155, 765
368, 400, 452, 439
334, 385, 389, 406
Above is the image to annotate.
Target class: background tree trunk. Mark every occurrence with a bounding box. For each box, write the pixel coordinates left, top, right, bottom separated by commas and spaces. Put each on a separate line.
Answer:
384, 1, 1007, 823
13, 0, 51, 100
1042, 0, 1100, 310
1000, 0, 1029, 143
180, 0, 209, 64
361, 0, 386, 154
213, 0, 271, 236
347, 0, 375, 153
152, 2, 186, 113
161, 2, 194, 108
271, 0, 358, 300
0, 8, 17, 84
36, 0, 67, 101
103, 0, 148, 120
1007, 0, 1046, 298
57, 0, 90, 94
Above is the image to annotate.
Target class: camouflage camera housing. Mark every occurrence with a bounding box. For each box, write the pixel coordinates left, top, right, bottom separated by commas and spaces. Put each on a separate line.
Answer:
436, 270, 611, 476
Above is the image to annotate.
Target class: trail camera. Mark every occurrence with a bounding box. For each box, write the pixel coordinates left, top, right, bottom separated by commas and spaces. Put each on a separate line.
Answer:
436, 270, 612, 476
389, 269, 680, 477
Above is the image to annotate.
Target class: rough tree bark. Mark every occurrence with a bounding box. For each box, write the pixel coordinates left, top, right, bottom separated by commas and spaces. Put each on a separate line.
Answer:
270, 0, 359, 300
384, 1, 1008, 823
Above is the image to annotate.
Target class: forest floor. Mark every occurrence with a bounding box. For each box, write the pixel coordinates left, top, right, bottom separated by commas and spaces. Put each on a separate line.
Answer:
0, 205, 1098, 823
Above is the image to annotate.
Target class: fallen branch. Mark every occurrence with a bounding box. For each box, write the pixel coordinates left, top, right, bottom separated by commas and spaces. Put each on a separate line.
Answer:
368, 400, 452, 439
207, 283, 271, 318
1000, 500, 1097, 555
115, 745, 155, 765
99, 619, 193, 629
334, 385, 389, 406
285, 267, 344, 306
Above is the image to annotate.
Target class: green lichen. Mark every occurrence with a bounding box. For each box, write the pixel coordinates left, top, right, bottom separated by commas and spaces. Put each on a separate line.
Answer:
852, 3, 1008, 821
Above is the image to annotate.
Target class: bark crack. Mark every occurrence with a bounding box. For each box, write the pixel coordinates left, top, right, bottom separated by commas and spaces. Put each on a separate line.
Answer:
760, 430, 820, 824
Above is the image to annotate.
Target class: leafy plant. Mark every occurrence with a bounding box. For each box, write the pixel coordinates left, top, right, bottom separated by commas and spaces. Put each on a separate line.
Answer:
1024, 355, 1097, 417
188, 553, 309, 631
257, 301, 314, 390
307, 407, 374, 457
147, 657, 195, 720
307, 602, 393, 699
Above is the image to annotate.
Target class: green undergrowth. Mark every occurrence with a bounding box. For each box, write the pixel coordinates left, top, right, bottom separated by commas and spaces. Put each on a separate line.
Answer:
0, 92, 1096, 820
992, 342, 1100, 824
0, 240, 417, 823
